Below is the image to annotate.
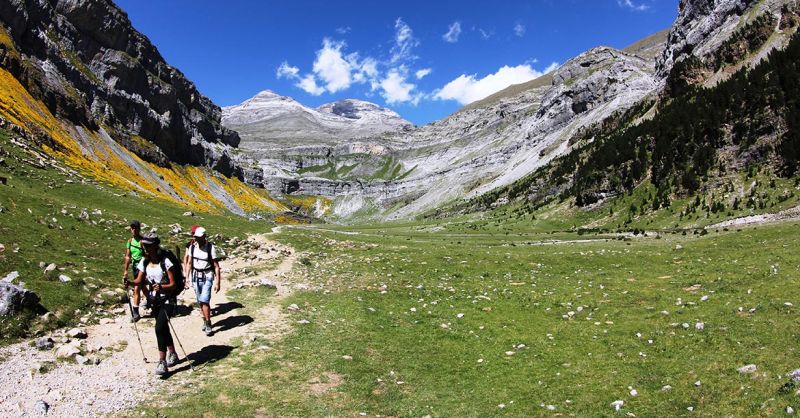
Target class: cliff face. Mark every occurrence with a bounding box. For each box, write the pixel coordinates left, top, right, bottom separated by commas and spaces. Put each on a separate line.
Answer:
0, 0, 245, 177
0, 0, 280, 215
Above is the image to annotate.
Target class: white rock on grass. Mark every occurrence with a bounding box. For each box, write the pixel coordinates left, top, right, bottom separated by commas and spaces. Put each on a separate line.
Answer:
611, 400, 624, 411
286, 303, 300, 312
695, 322, 705, 331
44, 263, 56, 273
1, 271, 18, 282
58, 274, 71, 283
630, 389, 638, 397
788, 368, 800, 382
787, 406, 795, 415
737, 364, 757, 374
661, 385, 673, 392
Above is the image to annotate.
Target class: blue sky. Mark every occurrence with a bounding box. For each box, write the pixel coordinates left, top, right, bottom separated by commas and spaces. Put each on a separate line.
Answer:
115, 0, 678, 125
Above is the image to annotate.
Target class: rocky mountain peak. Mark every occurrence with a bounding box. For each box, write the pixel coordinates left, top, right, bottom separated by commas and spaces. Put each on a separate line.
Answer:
316, 99, 400, 121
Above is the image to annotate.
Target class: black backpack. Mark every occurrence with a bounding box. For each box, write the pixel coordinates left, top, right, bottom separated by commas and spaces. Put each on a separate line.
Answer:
156, 247, 185, 297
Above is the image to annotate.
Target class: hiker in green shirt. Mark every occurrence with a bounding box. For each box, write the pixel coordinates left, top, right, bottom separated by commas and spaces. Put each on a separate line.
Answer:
122, 220, 145, 322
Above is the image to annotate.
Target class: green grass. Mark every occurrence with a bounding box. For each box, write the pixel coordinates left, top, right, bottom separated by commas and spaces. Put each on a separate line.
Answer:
146, 215, 800, 416
0, 129, 272, 342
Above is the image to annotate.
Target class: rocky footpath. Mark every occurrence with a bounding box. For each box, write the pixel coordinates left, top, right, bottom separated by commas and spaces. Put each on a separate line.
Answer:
0, 234, 300, 417
0, 0, 255, 181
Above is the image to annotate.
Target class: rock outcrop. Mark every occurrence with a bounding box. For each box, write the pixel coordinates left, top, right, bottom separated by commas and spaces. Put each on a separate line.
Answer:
0, 0, 243, 177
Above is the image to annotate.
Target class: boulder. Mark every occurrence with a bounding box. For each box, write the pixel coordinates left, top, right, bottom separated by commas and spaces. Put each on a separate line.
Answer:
0, 281, 40, 316
34, 400, 49, 415
1, 271, 19, 282
36, 337, 55, 350
58, 274, 72, 283
67, 327, 87, 339
55, 344, 81, 359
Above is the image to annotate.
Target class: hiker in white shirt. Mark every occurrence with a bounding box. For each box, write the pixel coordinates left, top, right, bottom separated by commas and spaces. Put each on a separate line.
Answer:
183, 227, 221, 336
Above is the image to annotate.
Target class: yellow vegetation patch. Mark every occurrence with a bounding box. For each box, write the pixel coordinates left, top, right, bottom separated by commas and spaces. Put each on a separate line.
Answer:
284, 195, 332, 214
0, 67, 281, 215
0, 24, 19, 60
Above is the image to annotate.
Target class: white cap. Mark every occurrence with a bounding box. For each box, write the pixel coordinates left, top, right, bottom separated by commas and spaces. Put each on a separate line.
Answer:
193, 227, 206, 237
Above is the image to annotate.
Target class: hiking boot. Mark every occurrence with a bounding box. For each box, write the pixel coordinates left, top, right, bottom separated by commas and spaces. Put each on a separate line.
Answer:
130, 309, 140, 323
155, 360, 168, 376
166, 351, 179, 367
203, 322, 213, 336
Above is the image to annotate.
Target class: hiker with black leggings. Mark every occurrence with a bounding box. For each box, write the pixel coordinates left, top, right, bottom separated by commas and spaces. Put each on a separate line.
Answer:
126, 232, 179, 376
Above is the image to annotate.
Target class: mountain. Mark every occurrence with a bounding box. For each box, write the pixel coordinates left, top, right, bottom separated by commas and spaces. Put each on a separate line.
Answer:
0, 0, 280, 214
224, 0, 799, 221
227, 33, 667, 219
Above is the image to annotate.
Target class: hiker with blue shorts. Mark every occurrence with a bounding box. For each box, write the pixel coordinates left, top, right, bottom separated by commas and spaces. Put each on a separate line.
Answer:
183, 227, 221, 336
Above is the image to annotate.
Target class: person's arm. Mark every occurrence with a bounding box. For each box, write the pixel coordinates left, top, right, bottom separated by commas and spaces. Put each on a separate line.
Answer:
129, 267, 145, 287
213, 259, 221, 293
154, 268, 175, 293
122, 241, 131, 281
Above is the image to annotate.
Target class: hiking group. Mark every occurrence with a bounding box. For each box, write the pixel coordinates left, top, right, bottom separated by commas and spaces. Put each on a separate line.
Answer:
122, 220, 222, 376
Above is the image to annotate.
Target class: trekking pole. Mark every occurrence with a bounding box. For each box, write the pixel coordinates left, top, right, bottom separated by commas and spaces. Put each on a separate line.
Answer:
165, 307, 195, 372
125, 286, 149, 363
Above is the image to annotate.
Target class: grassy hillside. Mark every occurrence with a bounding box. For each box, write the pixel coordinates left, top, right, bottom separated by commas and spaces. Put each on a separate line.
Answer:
0, 128, 273, 342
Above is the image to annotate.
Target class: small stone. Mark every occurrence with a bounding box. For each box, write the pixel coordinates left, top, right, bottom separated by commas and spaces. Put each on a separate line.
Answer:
694, 380, 702, 387
687, 406, 694, 412
675, 244, 683, 250
682, 323, 690, 329
35, 400, 49, 415
0, 243, 4, 253
505, 351, 515, 356
737, 364, 757, 374
67, 327, 87, 339
44, 263, 57, 273
36, 337, 54, 350
695, 322, 705, 331
183, 211, 194, 217
99, 318, 114, 325
58, 274, 71, 283
630, 389, 638, 397
788, 406, 795, 415
789, 368, 800, 382
342, 355, 353, 361
700, 295, 709, 302
661, 385, 672, 392
55, 344, 80, 359
74, 354, 88, 365
297, 319, 310, 324
456, 313, 464, 318
546, 405, 556, 411
287, 303, 300, 312
611, 400, 624, 411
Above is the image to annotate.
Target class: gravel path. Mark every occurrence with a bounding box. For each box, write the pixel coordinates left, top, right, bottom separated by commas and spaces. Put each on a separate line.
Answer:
708, 203, 800, 228
0, 234, 297, 417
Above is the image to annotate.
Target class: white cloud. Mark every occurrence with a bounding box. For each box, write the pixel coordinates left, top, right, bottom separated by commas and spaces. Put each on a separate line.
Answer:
514, 23, 526, 37
442, 21, 462, 43
477, 28, 494, 40
380, 70, 418, 104
312, 39, 354, 93
276, 62, 300, 80
335, 26, 351, 34
391, 17, 419, 63
617, 0, 649, 11
415, 68, 432, 79
434, 62, 559, 105
296, 74, 325, 96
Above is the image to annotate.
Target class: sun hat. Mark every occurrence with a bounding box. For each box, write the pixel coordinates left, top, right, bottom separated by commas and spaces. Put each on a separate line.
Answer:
140, 232, 160, 246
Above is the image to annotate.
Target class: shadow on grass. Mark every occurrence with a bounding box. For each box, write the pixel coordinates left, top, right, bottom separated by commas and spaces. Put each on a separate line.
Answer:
212, 301, 243, 316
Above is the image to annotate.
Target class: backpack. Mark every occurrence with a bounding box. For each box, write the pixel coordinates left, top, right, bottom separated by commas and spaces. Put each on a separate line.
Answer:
156, 247, 185, 298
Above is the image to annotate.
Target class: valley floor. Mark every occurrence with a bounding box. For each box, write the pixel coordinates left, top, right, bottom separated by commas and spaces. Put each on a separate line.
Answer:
115, 218, 800, 417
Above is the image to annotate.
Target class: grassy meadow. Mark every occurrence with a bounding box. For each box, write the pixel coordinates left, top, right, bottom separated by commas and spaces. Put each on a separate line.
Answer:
149, 217, 800, 417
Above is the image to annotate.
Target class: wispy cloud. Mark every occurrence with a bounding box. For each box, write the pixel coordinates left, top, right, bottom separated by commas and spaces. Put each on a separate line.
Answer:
276, 62, 300, 79
391, 17, 419, 63
476, 27, 494, 40
434, 62, 559, 105
335, 26, 351, 35
514, 23, 526, 37
442, 21, 462, 43
617, 0, 649, 11
415, 68, 432, 79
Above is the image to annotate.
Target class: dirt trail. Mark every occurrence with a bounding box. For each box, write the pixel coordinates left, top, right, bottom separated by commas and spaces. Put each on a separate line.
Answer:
0, 233, 298, 417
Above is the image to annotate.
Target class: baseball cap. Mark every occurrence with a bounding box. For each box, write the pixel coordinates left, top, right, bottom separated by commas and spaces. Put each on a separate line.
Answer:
193, 227, 206, 238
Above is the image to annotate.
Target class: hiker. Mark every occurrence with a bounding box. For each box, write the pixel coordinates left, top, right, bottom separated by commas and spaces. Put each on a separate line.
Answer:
184, 226, 221, 336
182, 225, 200, 277
122, 220, 145, 322
126, 232, 180, 376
